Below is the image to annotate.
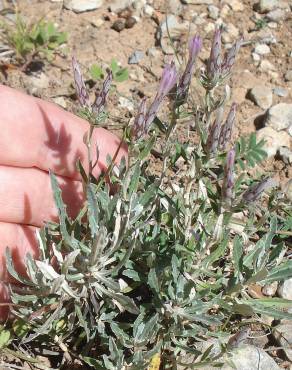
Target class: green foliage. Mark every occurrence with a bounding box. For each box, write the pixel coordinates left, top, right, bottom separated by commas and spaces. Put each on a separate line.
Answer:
235, 133, 267, 170
90, 58, 129, 83
2, 31, 292, 370
0, 326, 11, 349
254, 18, 268, 30
0, 14, 67, 65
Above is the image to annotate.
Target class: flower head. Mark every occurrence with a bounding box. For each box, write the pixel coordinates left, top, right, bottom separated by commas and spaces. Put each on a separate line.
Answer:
221, 37, 243, 77
157, 61, 178, 99
206, 106, 224, 155
132, 97, 148, 140
189, 34, 202, 62
207, 27, 222, 81
144, 62, 178, 132
177, 34, 202, 104
92, 70, 113, 115
222, 149, 236, 206
72, 56, 90, 107
219, 103, 237, 151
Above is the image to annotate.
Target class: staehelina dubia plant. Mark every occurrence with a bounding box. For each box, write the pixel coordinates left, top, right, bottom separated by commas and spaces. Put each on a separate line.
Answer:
3, 27, 292, 369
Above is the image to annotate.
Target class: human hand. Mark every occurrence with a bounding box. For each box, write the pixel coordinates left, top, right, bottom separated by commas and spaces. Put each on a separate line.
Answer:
0, 85, 127, 318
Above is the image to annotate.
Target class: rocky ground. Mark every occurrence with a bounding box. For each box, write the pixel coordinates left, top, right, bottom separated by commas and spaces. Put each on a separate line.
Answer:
0, 0, 292, 369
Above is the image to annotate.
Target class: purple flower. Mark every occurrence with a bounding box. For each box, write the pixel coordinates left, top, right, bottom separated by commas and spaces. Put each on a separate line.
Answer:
132, 97, 148, 139
207, 107, 224, 155
207, 27, 222, 81
92, 70, 113, 115
242, 178, 277, 202
144, 61, 178, 131
219, 103, 237, 151
157, 61, 178, 100
177, 35, 202, 103
72, 56, 90, 107
221, 37, 243, 77
222, 149, 236, 205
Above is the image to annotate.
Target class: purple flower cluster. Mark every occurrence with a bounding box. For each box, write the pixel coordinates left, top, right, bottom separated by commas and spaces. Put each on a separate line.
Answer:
72, 57, 112, 116
132, 61, 178, 139
222, 148, 236, 205
206, 27, 242, 85
207, 103, 237, 155
177, 35, 202, 104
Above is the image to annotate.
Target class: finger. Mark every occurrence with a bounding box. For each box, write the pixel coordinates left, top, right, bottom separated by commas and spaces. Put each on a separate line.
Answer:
0, 85, 128, 180
0, 165, 84, 227
0, 222, 39, 282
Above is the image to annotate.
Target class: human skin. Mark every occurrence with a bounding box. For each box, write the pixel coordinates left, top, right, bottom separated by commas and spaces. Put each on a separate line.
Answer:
0, 85, 127, 318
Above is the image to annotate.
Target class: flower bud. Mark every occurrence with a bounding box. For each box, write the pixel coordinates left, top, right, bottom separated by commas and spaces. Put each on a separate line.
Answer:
222, 149, 235, 205
72, 56, 90, 107
221, 37, 242, 77
132, 97, 148, 139
144, 61, 177, 131
207, 27, 222, 81
207, 106, 224, 155
242, 178, 277, 203
92, 70, 113, 115
177, 35, 202, 104
219, 103, 237, 151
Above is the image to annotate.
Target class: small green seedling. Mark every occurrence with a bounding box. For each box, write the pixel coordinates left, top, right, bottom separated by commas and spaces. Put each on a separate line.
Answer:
90, 58, 129, 83
254, 18, 268, 30
0, 14, 67, 68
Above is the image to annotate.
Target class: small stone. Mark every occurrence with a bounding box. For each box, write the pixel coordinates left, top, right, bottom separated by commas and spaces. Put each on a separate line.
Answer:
112, 19, 125, 32
193, 13, 207, 25
257, 0, 278, 13
273, 322, 292, 362
279, 147, 292, 164
64, 0, 103, 13
249, 86, 273, 110
262, 282, 278, 296
181, 0, 213, 4
168, 0, 183, 14
30, 73, 50, 90
204, 22, 215, 34
109, 0, 133, 13
266, 8, 286, 22
267, 21, 278, 29
125, 16, 137, 28
226, 0, 244, 11
259, 60, 277, 72
128, 50, 144, 64
278, 278, 292, 300
225, 23, 239, 39
256, 29, 277, 44
144, 4, 154, 16
208, 5, 219, 20
256, 127, 290, 157
284, 70, 292, 82
52, 96, 67, 109
254, 43, 270, 55
273, 87, 288, 97
147, 47, 160, 58
252, 52, 261, 62
265, 103, 292, 131
224, 345, 281, 370
220, 4, 230, 17
118, 96, 134, 111
90, 18, 104, 28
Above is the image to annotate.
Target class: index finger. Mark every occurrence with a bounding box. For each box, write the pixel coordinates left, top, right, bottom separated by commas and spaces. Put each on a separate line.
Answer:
0, 85, 127, 180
